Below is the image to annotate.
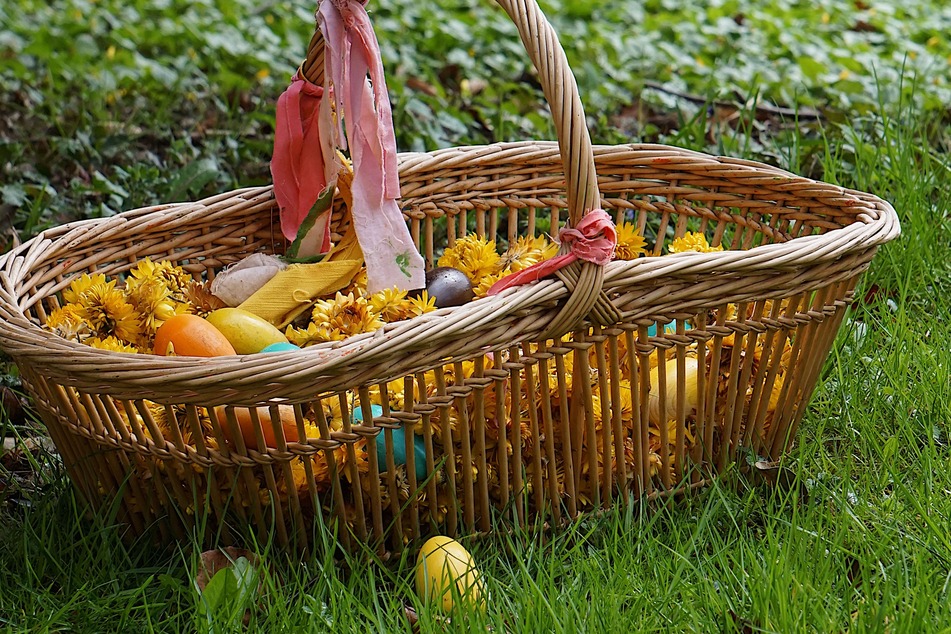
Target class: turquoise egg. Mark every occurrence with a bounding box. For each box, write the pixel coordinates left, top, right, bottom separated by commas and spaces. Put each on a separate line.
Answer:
260, 342, 302, 353
647, 320, 679, 336
355, 405, 428, 481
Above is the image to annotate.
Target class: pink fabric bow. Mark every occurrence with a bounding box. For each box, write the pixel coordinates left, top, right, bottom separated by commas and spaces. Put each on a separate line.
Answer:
487, 209, 617, 296
317, 0, 425, 292
271, 70, 333, 252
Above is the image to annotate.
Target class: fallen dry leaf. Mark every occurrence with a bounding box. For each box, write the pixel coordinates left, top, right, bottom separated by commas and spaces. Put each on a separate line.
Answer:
195, 547, 259, 593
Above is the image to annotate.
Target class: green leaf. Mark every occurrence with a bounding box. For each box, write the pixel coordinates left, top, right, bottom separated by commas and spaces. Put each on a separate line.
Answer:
168, 158, 220, 200
197, 556, 258, 625
1, 184, 28, 208
797, 56, 828, 81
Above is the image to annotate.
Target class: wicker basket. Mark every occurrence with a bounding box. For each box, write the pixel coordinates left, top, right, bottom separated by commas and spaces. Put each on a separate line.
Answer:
0, 0, 898, 555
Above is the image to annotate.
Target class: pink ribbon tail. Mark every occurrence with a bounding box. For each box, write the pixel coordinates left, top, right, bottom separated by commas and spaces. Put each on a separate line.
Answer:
271, 71, 331, 247
487, 209, 617, 296
318, 0, 425, 292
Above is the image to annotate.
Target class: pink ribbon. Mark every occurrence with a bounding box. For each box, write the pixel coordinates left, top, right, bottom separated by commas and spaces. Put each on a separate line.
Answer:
271, 70, 332, 250
487, 209, 617, 296
318, 0, 425, 292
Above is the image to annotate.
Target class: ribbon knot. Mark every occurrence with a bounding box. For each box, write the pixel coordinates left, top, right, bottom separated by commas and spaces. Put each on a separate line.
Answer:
487, 209, 617, 296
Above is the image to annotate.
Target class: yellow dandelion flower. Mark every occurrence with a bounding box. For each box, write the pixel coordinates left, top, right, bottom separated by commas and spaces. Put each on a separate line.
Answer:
369, 287, 413, 323
669, 231, 723, 254
614, 222, 647, 260
472, 271, 503, 298
127, 277, 190, 334
311, 292, 383, 338
499, 235, 558, 272
437, 235, 501, 286
320, 396, 346, 431
85, 336, 140, 354
125, 259, 193, 295
76, 282, 142, 343
345, 268, 368, 297
46, 305, 89, 341
767, 373, 786, 411
407, 291, 437, 316
62, 273, 107, 304
285, 322, 344, 347
182, 280, 228, 317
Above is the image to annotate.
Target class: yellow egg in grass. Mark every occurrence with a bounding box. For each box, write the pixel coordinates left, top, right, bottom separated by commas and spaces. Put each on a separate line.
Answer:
205, 307, 288, 354
416, 536, 486, 613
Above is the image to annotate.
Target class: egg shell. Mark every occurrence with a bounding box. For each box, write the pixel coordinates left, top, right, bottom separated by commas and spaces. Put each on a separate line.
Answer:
152, 314, 236, 357
215, 405, 300, 451
416, 536, 485, 613
260, 342, 301, 353
646, 320, 678, 337
425, 266, 474, 308
353, 405, 428, 481
648, 356, 700, 425
205, 308, 288, 354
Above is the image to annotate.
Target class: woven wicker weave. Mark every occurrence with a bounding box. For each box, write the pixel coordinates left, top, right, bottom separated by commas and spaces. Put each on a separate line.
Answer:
0, 0, 899, 554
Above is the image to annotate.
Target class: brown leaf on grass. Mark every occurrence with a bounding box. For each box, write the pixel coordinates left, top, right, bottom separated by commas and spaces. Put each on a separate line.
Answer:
726, 610, 757, 633
846, 553, 863, 588
404, 603, 498, 632
752, 460, 810, 503
1, 386, 25, 426
195, 547, 258, 592
404, 604, 421, 632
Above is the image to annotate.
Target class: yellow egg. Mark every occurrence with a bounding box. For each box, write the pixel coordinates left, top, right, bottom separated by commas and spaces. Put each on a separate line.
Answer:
415, 536, 485, 613
648, 356, 700, 424
205, 308, 288, 354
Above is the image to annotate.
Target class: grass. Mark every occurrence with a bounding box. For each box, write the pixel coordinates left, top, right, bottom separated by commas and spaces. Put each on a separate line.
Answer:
2, 0, 951, 632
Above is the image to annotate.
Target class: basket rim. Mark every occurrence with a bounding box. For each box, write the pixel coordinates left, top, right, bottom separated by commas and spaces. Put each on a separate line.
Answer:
0, 141, 900, 404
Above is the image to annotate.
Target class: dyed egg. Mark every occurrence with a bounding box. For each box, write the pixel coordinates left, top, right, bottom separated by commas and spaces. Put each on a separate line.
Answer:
205, 307, 288, 354
153, 314, 236, 357
355, 405, 428, 481
416, 536, 485, 613
215, 404, 299, 451
425, 267, 474, 308
647, 320, 677, 337
648, 356, 700, 425
260, 342, 301, 353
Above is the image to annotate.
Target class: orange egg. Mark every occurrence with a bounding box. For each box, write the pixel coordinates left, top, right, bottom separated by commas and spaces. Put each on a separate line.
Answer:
215, 405, 300, 451
153, 314, 236, 357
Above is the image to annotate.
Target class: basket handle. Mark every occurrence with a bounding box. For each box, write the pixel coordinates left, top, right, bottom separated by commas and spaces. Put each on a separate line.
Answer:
300, 0, 620, 337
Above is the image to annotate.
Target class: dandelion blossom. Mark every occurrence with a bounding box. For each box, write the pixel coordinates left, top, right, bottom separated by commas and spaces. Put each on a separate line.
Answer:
62, 273, 108, 304
614, 222, 647, 260
438, 236, 501, 287
46, 305, 88, 341
127, 277, 189, 334
369, 287, 412, 323
498, 235, 558, 272
126, 259, 193, 295
311, 293, 383, 339
669, 231, 723, 254
85, 336, 139, 354
407, 291, 437, 317
75, 281, 142, 344
285, 322, 344, 347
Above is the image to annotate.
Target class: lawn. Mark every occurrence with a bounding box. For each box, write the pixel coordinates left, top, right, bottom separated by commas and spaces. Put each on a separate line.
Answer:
2, 0, 950, 632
